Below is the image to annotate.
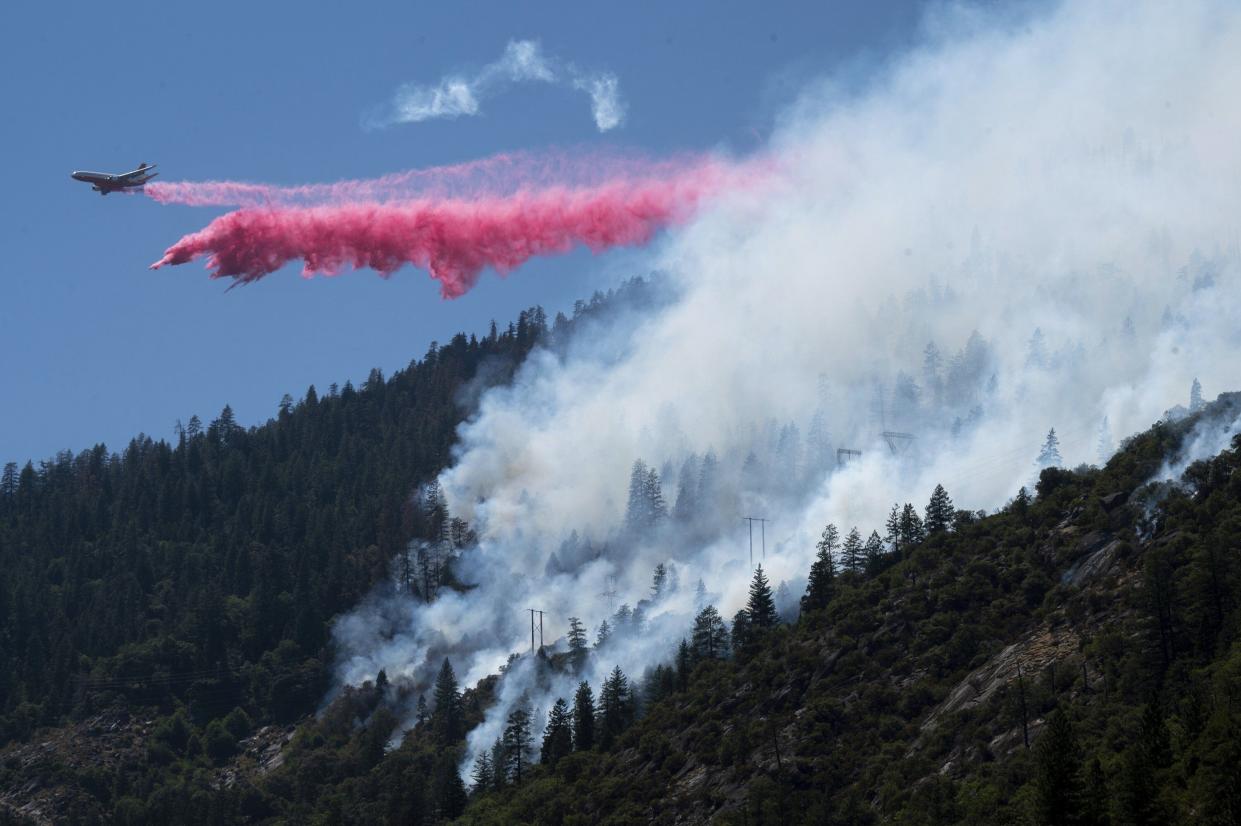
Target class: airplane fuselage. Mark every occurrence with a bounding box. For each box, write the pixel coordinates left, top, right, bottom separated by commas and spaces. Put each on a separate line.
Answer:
71, 165, 157, 195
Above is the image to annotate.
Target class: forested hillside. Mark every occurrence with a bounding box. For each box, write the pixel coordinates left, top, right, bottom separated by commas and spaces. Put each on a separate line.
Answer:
0, 279, 659, 823
446, 395, 1241, 825
3, 295, 1240, 825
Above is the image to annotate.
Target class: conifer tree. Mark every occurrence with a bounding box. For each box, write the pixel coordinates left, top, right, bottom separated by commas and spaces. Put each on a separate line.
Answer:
595, 618, 612, 648
899, 503, 925, 547
802, 525, 838, 613
598, 666, 633, 749
645, 467, 667, 524
841, 528, 864, 572
432, 658, 462, 742
567, 616, 589, 669
673, 454, 700, 523
1033, 707, 1085, 826
885, 504, 902, 557
731, 609, 752, 653
470, 750, 494, 793
675, 638, 692, 689
651, 563, 668, 600
416, 693, 428, 727
624, 460, 649, 534
1082, 757, 1110, 826
691, 605, 729, 660
697, 451, 719, 511
863, 530, 885, 568
541, 698, 573, 767
489, 739, 506, 791
572, 681, 595, 751
747, 565, 778, 629
1037, 428, 1063, 470
924, 484, 954, 533
1190, 377, 1205, 412
432, 752, 467, 819
502, 703, 533, 784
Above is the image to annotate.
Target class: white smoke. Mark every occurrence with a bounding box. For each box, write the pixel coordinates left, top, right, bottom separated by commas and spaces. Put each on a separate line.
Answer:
334, 0, 1241, 777
367, 39, 625, 132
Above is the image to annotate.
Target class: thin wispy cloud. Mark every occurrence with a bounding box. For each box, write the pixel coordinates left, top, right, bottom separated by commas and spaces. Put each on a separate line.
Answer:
367, 40, 625, 132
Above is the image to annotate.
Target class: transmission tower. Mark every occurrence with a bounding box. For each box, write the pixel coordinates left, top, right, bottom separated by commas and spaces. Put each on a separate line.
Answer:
743, 516, 769, 566
599, 576, 618, 611
527, 608, 545, 653
881, 431, 916, 456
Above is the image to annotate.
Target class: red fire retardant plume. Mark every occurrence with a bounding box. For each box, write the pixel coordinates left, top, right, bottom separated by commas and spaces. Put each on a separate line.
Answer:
150, 162, 744, 298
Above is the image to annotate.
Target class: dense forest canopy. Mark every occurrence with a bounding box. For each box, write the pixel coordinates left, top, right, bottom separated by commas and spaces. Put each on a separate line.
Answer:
2, 275, 1240, 823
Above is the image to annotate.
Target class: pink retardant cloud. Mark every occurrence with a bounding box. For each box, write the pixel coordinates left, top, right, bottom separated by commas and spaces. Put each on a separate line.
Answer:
150, 159, 752, 298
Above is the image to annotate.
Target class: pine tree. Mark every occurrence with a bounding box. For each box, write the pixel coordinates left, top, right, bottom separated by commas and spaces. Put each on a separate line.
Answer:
598, 666, 633, 749
899, 503, 925, 547
924, 484, 954, 533
697, 450, 719, 511
502, 703, 533, 784
691, 605, 729, 660
675, 638, 692, 690
470, 750, 494, 793
595, 619, 612, 648
489, 739, 506, 791
746, 565, 778, 629
864, 530, 885, 568
651, 563, 668, 600
802, 525, 838, 612
645, 467, 667, 524
541, 698, 573, 767
567, 616, 589, 669
572, 681, 595, 751
416, 693, 428, 727
731, 609, 752, 653
1190, 377, 1205, 412
624, 460, 650, 534
1033, 707, 1085, 825
1082, 757, 1111, 826
673, 454, 700, 523
885, 504, 902, 558
1037, 428, 1063, 469
432, 752, 467, 819
432, 658, 462, 742
840, 528, 863, 572
694, 578, 708, 611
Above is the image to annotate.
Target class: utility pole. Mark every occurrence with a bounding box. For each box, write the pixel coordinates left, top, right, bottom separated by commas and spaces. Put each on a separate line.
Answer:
528, 608, 545, 653
743, 517, 769, 566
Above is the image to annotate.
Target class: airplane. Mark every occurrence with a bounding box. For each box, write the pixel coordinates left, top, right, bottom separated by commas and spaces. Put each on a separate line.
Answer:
71, 163, 158, 195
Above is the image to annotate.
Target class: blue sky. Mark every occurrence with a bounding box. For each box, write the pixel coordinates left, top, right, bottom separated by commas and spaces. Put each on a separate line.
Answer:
0, 0, 927, 465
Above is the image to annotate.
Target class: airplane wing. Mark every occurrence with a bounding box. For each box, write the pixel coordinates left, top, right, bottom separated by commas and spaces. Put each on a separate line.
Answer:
121, 163, 157, 179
